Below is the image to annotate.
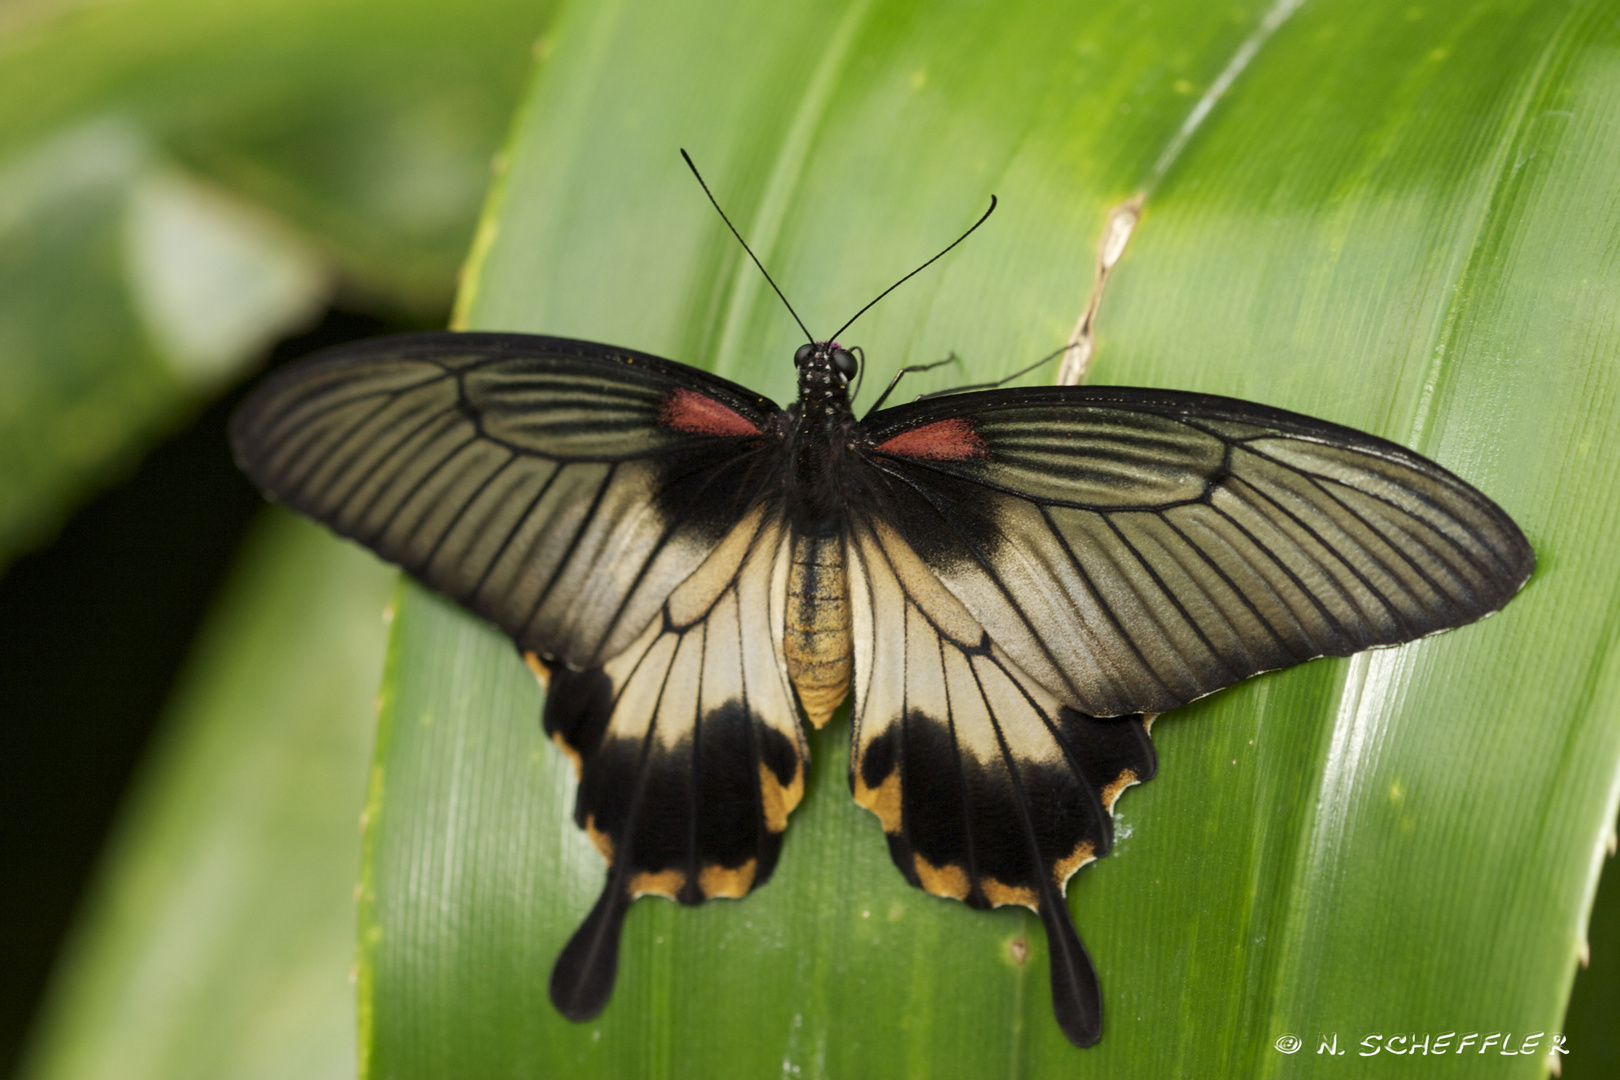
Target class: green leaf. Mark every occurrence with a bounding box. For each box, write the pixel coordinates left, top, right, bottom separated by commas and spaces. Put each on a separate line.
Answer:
1565, 829, 1620, 1080
0, 0, 559, 313
362, 0, 1620, 1076
0, 119, 326, 564
0, 0, 558, 564
19, 512, 396, 1080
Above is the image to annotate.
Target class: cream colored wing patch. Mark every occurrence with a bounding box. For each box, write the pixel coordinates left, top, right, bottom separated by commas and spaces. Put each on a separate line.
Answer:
846, 516, 1155, 1048
543, 508, 804, 1022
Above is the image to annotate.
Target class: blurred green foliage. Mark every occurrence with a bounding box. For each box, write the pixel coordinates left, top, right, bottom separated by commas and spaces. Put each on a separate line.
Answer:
4, 1, 554, 1076
18, 513, 396, 1080
0, 0, 557, 565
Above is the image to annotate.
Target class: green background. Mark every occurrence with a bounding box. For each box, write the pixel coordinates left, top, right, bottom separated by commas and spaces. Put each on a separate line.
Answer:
10, 0, 1620, 1078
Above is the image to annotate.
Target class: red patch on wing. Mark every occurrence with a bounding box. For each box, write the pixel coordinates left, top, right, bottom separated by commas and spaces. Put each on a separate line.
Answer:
658, 388, 761, 437
875, 418, 987, 460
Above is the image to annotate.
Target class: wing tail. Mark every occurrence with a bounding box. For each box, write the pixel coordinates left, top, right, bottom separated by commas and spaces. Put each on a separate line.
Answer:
539, 512, 805, 1022
846, 517, 1155, 1045
1040, 893, 1102, 1048
550, 880, 631, 1021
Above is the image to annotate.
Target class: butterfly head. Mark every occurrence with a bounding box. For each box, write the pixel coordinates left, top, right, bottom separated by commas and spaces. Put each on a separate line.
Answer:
793, 341, 859, 418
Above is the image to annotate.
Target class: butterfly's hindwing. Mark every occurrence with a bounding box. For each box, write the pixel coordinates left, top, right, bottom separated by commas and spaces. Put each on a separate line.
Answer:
863, 386, 1534, 718
543, 507, 806, 1020
845, 515, 1155, 1047
230, 333, 783, 670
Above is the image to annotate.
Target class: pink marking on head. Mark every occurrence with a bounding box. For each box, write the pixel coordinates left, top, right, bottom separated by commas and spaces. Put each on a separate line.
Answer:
875, 417, 987, 460
658, 388, 761, 437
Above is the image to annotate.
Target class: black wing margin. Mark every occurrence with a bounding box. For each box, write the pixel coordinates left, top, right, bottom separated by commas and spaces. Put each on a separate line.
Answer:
860, 385, 1534, 719
845, 516, 1156, 1047
230, 331, 783, 671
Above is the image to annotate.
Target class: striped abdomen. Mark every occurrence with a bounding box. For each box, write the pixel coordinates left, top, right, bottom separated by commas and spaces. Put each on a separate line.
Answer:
784, 532, 851, 727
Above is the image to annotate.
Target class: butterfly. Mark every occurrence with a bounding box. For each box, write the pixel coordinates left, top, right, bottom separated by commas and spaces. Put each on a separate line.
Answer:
229, 165, 1533, 1048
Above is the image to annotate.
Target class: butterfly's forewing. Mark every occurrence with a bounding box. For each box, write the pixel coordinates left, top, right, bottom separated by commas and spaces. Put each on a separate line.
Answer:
231, 332, 803, 1018
860, 386, 1535, 720
229, 332, 784, 670
844, 515, 1156, 1047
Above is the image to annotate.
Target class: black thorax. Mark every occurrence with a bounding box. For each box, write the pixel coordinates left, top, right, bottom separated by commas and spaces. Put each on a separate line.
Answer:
782, 345, 858, 534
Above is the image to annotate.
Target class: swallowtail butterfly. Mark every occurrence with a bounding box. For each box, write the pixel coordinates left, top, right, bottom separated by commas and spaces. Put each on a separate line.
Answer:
230, 161, 1532, 1047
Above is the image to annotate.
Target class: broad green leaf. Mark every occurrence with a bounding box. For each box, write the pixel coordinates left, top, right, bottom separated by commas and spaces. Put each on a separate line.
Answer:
361, 0, 1620, 1076
0, 0, 557, 313
0, 0, 557, 564
1565, 836, 1619, 1080
18, 512, 395, 1080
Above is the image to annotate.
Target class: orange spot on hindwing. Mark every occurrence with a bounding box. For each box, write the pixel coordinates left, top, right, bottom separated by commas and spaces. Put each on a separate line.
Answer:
875, 417, 987, 460
981, 878, 1038, 910
1100, 768, 1138, 812
583, 814, 614, 862
853, 767, 902, 832
552, 732, 583, 779
699, 859, 758, 899
523, 651, 551, 689
1053, 840, 1096, 889
914, 854, 970, 900
759, 761, 803, 833
629, 869, 685, 899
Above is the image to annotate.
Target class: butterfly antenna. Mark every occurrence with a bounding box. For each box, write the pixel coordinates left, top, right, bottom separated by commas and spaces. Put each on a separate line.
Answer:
829, 195, 997, 344
681, 149, 815, 345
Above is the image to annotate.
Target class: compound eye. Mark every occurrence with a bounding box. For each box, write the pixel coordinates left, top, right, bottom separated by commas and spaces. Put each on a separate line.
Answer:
794, 343, 815, 367
832, 347, 857, 379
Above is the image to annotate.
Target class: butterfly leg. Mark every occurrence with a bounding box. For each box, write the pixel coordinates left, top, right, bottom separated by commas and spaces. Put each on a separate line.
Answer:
910, 344, 1073, 401
1057, 194, 1141, 386
863, 354, 960, 413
